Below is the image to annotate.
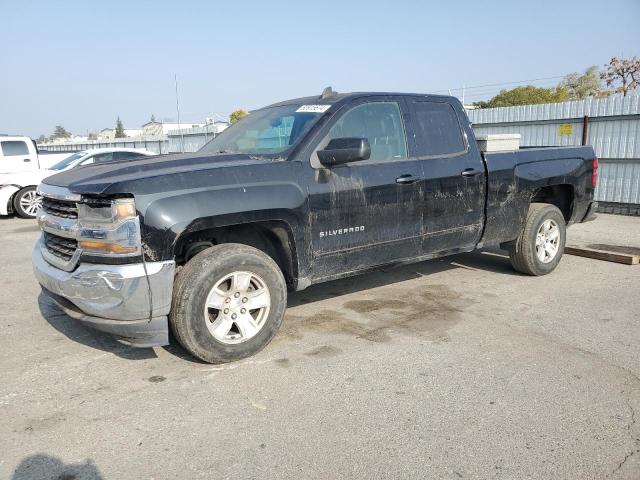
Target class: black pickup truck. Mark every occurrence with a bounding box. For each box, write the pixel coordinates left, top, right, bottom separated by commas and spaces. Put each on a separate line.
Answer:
33, 89, 598, 363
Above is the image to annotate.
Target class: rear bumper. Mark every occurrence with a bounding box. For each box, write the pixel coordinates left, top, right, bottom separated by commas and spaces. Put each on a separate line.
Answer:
581, 201, 598, 223
32, 240, 175, 347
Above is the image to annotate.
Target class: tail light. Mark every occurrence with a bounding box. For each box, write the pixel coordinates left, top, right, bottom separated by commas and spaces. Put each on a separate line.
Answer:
592, 157, 598, 188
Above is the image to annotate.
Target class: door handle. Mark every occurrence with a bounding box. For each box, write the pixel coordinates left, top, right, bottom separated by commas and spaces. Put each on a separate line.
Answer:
461, 168, 482, 177
396, 174, 419, 185
23, 158, 31, 162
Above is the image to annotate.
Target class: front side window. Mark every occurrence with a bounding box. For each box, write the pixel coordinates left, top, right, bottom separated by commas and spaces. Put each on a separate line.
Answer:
86, 153, 112, 164
411, 101, 466, 157
1, 141, 29, 156
114, 152, 145, 161
327, 102, 407, 162
199, 104, 326, 156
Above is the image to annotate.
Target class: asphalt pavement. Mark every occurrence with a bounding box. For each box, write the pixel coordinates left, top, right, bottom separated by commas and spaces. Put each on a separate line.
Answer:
1, 214, 639, 479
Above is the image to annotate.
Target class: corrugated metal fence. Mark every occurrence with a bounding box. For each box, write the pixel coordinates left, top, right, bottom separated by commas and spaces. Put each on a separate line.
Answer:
39, 136, 170, 154
467, 93, 640, 214
38, 126, 222, 155
166, 125, 221, 153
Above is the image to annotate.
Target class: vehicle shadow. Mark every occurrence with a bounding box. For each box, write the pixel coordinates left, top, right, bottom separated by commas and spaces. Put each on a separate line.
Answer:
11, 223, 40, 233
37, 292, 158, 361
11, 453, 103, 480
286, 247, 515, 307
450, 247, 518, 274
37, 248, 515, 364
163, 248, 517, 363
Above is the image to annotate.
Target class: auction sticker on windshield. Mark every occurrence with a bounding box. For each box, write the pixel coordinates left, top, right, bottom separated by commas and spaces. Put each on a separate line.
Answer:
296, 105, 331, 113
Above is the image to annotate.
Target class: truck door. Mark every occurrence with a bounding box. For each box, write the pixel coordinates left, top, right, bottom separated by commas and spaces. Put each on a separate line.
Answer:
0, 139, 38, 173
406, 98, 485, 253
307, 97, 423, 278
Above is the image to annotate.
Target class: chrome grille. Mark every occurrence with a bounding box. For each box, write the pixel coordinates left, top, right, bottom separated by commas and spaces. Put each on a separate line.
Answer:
41, 197, 78, 219
43, 232, 78, 262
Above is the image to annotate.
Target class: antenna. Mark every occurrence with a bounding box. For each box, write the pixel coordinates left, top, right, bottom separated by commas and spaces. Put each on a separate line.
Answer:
175, 73, 184, 153
320, 86, 336, 99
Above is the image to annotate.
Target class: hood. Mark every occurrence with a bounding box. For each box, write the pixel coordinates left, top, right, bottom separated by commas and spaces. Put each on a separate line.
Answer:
41, 152, 270, 195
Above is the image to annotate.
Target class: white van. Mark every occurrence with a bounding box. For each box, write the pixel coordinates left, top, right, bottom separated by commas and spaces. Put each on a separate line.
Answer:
0, 136, 39, 172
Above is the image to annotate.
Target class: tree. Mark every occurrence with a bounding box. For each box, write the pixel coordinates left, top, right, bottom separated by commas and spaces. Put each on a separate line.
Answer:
51, 125, 71, 140
36, 134, 48, 144
150, 114, 156, 123
115, 117, 126, 138
600, 56, 640, 96
559, 66, 609, 100
88, 132, 98, 140
230, 109, 248, 124
474, 85, 569, 108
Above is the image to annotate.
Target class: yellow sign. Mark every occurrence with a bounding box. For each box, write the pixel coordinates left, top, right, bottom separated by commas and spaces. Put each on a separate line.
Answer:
558, 123, 573, 136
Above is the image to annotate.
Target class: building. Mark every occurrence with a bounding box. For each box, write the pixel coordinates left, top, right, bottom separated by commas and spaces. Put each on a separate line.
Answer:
215, 121, 229, 133
142, 121, 206, 137
124, 129, 143, 138
98, 128, 115, 140
97, 128, 143, 140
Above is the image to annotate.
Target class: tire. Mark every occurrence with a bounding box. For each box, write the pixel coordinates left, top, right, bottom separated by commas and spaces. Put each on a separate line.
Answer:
508, 203, 566, 276
13, 186, 40, 219
170, 243, 287, 363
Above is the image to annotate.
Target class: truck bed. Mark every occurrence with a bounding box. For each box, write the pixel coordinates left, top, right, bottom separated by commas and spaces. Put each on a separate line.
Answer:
480, 146, 596, 247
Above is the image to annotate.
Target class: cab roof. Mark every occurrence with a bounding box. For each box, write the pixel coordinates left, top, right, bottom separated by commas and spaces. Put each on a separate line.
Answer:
262, 91, 457, 110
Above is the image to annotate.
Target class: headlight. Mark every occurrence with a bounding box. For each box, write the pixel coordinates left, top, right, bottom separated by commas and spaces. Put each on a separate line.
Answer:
77, 198, 141, 256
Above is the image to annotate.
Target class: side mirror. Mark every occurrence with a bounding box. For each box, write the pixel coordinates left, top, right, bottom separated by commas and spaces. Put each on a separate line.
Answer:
317, 137, 371, 167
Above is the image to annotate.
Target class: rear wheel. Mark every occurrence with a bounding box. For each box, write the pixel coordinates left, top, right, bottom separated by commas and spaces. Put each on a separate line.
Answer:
13, 186, 40, 219
508, 203, 566, 276
170, 243, 287, 363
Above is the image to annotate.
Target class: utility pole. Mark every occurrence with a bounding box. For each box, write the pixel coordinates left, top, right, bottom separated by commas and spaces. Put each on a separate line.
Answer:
461, 85, 466, 106
175, 73, 184, 153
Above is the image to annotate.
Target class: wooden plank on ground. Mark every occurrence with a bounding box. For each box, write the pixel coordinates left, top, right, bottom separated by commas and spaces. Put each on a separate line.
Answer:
565, 246, 639, 265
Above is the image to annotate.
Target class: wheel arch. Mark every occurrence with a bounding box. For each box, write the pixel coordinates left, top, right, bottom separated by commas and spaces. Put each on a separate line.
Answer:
0, 185, 21, 215
173, 219, 301, 290
12, 184, 40, 218
531, 184, 575, 223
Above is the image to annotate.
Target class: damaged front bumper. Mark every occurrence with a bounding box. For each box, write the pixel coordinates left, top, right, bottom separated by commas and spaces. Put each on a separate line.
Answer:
32, 239, 175, 347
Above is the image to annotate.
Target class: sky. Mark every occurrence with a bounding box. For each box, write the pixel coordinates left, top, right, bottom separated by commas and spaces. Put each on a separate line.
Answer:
1, 0, 639, 138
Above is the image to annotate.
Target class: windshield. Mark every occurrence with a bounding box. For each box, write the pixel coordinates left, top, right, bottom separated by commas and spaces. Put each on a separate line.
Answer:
199, 104, 328, 156
50, 152, 86, 170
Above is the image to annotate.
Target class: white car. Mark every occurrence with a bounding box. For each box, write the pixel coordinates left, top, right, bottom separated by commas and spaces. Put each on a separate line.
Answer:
0, 148, 156, 218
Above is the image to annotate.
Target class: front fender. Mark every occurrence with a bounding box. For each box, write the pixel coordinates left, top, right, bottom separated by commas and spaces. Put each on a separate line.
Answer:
138, 182, 308, 263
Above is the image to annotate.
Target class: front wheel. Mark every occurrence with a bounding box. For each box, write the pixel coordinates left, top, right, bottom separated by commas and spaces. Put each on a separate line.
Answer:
508, 203, 566, 276
170, 243, 287, 363
14, 186, 40, 219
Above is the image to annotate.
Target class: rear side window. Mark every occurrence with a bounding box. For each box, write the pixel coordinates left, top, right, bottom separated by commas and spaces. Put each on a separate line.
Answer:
1, 141, 29, 156
411, 101, 466, 157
